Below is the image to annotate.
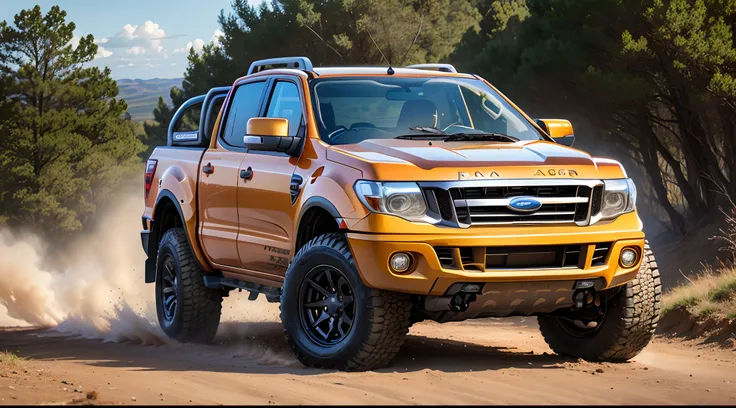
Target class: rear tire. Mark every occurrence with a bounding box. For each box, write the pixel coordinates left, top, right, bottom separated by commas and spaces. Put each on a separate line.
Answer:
537, 241, 661, 361
280, 233, 412, 371
155, 228, 222, 343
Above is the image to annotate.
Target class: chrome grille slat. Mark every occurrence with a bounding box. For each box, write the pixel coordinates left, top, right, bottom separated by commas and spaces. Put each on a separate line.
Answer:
471, 211, 577, 218
420, 179, 605, 227
455, 197, 589, 206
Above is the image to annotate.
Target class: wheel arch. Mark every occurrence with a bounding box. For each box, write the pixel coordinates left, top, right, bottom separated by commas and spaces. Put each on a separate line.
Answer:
293, 197, 345, 256
147, 190, 210, 282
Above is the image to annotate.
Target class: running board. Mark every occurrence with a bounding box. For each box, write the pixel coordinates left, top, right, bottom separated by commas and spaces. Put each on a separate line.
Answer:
203, 276, 281, 303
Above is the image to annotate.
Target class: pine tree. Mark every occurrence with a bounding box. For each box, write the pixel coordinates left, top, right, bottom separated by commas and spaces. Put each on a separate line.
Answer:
0, 6, 145, 234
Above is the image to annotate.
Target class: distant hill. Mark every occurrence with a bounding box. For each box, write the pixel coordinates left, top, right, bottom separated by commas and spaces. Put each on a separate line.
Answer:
117, 78, 184, 121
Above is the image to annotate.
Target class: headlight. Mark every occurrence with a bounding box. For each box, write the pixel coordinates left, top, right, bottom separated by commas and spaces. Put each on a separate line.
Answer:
354, 181, 428, 221
601, 178, 637, 219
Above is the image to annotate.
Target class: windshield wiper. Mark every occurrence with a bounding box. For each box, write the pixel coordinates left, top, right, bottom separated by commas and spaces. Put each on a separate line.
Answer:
396, 128, 520, 142
443, 132, 520, 142
407, 126, 447, 135
395, 127, 449, 139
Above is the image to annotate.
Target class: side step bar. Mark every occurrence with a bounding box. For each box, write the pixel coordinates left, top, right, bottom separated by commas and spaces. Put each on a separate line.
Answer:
203, 276, 281, 303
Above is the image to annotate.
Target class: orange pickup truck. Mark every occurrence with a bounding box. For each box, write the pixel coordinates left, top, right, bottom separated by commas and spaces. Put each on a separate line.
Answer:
141, 57, 661, 371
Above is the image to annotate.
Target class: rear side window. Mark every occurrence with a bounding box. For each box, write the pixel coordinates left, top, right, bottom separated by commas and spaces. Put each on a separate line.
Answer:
221, 81, 266, 147
172, 103, 202, 132
265, 81, 303, 136
204, 96, 225, 142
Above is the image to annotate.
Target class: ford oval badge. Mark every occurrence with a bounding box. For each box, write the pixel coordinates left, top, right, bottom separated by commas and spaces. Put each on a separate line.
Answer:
508, 196, 542, 212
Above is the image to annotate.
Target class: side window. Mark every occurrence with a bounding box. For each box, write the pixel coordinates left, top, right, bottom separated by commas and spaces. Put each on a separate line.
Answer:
173, 103, 202, 132
265, 81, 303, 136
204, 96, 225, 142
221, 81, 266, 147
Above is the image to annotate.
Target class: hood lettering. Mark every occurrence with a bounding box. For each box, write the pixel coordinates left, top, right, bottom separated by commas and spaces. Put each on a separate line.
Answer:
535, 169, 578, 177
458, 171, 500, 180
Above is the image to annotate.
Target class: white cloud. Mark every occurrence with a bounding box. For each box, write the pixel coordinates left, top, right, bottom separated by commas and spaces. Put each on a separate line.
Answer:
212, 29, 224, 47
102, 21, 168, 56
174, 29, 223, 55
190, 38, 206, 53
95, 46, 113, 59
126, 46, 146, 55
69, 32, 111, 58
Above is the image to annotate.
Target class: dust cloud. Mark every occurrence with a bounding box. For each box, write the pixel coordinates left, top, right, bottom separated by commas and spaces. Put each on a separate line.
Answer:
0, 187, 285, 360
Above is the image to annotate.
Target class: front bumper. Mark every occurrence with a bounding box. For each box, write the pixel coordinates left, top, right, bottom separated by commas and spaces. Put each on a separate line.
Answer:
347, 224, 645, 296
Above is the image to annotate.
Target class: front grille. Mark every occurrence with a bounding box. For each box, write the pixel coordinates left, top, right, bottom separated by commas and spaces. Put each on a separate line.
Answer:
591, 185, 604, 216
434, 243, 612, 271
422, 180, 603, 227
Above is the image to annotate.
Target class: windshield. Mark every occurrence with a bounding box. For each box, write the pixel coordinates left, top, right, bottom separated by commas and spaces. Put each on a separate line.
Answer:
310, 76, 543, 145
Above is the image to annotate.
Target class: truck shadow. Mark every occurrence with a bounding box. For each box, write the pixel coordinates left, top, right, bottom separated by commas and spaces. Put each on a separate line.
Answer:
0, 321, 575, 376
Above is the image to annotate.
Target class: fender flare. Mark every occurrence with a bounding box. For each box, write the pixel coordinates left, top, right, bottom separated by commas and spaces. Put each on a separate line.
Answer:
145, 190, 192, 283
298, 196, 342, 221
293, 196, 343, 254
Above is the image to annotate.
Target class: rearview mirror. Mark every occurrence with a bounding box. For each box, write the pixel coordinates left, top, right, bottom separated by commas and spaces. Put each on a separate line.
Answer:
244, 117, 301, 155
535, 119, 575, 147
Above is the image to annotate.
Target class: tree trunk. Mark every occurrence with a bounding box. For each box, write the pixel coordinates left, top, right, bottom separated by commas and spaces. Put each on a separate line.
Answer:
640, 133, 687, 234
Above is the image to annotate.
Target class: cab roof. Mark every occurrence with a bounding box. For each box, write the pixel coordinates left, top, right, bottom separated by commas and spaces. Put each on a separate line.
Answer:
245, 57, 477, 79
312, 66, 476, 79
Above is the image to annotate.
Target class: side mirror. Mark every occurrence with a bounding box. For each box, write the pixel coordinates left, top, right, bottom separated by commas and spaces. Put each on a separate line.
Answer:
244, 117, 301, 155
535, 119, 575, 147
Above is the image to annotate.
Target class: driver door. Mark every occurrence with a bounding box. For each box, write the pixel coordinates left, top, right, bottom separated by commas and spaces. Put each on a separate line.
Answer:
236, 77, 304, 278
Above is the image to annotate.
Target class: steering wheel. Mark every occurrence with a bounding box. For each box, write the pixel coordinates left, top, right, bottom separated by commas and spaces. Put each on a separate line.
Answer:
350, 122, 377, 130
331, 125, 387, 145
327, 125, 349, 139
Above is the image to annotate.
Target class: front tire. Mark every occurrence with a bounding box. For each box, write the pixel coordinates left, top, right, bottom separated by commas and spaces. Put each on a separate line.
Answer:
538, 241, 662, 361
280, 233, 412, 371
155, 228, 222, 343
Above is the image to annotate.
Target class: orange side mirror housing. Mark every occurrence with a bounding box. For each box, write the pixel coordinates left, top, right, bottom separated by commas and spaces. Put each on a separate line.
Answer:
535, 119, 575, 147
244, 117, 301, 156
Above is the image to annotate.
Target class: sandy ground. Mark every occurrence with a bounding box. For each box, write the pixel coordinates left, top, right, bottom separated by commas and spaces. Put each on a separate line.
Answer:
0, 318, 733, 406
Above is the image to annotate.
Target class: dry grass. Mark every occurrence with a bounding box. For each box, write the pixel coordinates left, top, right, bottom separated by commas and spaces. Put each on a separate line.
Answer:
663, 266, 736, 318
0, 350, 24, 366
665, 185, 736, 319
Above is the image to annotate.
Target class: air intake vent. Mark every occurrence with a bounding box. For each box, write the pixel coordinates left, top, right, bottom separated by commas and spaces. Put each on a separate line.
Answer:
562, 245, 581, 267
591, 242, 612, 266
435, 247, 454, 268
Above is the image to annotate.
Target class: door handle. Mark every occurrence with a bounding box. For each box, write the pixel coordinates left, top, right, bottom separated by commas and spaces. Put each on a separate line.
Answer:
202, 163, 214, 174
240, 166, 253, 180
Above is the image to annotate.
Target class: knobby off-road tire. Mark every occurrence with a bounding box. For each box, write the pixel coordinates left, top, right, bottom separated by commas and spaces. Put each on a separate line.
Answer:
155, 228, 222, 343
280, 233, 412, 371
538, 241, 662, 361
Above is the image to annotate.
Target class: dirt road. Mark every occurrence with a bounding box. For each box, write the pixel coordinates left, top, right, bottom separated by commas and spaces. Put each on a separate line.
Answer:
0, 317, 733, 406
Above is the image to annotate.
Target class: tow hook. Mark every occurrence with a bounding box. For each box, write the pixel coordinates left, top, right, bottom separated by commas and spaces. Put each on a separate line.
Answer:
449, 292, 477, 312
572, 288, 600, 310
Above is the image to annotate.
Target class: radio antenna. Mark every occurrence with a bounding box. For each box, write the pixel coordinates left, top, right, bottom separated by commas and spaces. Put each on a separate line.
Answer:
367, 29, 394, 75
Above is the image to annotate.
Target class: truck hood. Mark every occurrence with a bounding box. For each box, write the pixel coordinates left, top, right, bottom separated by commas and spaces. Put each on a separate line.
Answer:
325, 139, 626, 181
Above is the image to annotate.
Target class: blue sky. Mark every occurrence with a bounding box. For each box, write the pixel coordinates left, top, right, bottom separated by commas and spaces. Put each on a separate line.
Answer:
0, 0, 262, 79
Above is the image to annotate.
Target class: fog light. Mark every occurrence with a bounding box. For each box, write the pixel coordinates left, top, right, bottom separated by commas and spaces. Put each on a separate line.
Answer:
390, 252, 413, 273
620, 248, 638, 267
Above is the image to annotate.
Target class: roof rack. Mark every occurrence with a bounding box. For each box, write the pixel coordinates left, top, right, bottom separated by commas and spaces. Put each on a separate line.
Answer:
248, 56, 314, 75
406, 63, 457, 73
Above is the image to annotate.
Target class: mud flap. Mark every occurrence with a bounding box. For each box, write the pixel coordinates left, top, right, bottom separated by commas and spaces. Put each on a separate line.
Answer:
145, 256, 156, 283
